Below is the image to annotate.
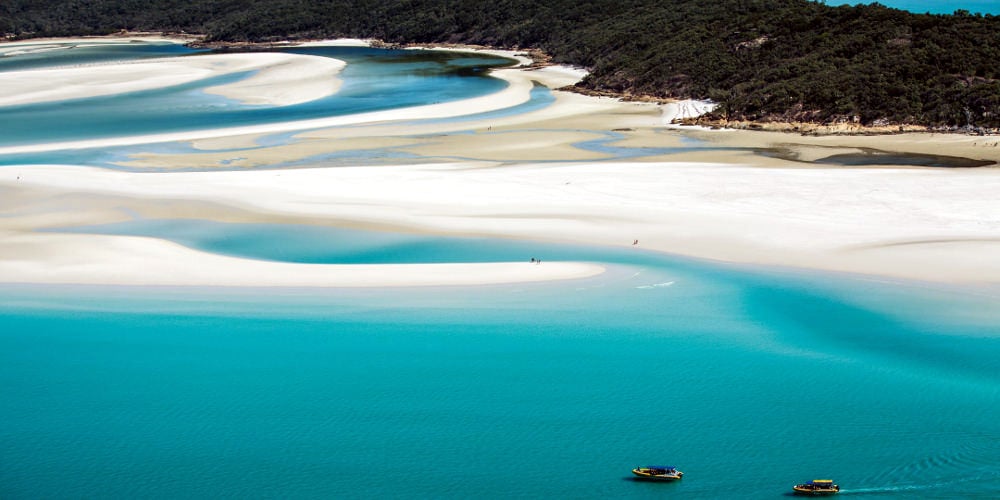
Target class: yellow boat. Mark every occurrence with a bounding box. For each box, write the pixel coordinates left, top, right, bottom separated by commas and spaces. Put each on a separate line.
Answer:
631, 465, 683, 481
793, 479, 840, 495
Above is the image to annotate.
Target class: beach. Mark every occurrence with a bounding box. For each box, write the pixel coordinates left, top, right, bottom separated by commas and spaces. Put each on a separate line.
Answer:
1, 37, 999, 287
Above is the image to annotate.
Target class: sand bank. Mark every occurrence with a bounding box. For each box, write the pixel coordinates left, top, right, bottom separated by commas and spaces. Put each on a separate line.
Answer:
677, 127, 1000, 166
0, 52, 345, 107
3, 160, 999, 285
118, 89, 660, 169
0, 36, 197, 56
0, 228, 602, 287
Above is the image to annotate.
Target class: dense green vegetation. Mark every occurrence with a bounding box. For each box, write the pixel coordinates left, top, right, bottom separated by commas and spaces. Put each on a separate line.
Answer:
3, 0, 999, 128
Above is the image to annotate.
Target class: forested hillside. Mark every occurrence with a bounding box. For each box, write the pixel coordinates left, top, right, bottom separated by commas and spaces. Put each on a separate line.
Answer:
3, 0, 999, 128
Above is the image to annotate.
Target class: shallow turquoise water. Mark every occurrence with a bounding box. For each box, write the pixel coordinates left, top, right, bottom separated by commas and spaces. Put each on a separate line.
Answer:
1, 41, 999, 499
1, 252, 998, 499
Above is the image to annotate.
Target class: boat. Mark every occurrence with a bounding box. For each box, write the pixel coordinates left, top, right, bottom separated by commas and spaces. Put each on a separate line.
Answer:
793, 479, 840, 495
631, 465, 683, 481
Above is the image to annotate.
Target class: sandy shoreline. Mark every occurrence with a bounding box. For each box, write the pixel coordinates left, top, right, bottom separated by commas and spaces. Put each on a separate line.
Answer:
1, 37, 999, 287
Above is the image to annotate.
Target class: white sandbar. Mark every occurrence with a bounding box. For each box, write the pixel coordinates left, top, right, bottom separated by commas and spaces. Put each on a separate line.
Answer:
0, 52, 344, 107
4, 159, 999, 285
0, 228, 602, 287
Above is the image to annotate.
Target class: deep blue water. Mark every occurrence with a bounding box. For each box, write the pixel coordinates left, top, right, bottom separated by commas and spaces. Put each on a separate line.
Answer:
1, 41, 999, 499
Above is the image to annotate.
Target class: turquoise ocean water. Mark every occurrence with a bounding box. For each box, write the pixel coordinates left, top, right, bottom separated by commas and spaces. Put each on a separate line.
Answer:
1, 42, 999, 499
841, 1, 1000, 15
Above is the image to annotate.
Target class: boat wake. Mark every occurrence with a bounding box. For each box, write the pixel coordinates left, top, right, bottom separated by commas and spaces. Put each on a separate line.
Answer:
839, 471, 1000, 495
840, 484, 932, 495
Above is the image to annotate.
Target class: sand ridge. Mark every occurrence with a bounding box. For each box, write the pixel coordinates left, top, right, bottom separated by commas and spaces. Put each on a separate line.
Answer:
0, 50, 346, 107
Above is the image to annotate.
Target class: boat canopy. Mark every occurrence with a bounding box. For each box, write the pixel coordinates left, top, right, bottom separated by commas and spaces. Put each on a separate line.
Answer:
808, 480, 834, 484
644, 466, 676, 470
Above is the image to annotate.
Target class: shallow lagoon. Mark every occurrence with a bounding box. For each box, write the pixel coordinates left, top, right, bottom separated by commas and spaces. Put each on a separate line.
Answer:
1, 41, 999, 499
